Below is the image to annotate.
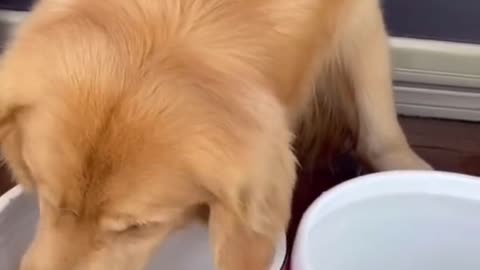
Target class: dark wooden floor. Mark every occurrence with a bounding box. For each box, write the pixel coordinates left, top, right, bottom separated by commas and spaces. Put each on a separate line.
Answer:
0, 117, 479, 196
400, 117, 480, 175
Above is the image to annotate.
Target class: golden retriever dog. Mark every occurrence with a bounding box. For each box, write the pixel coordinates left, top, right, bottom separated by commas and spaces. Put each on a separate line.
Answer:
0, 0, 431, 269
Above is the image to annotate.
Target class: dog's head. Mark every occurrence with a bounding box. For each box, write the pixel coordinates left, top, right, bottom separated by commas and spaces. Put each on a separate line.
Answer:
0, 2, 294, 270
0, 21, 212, 270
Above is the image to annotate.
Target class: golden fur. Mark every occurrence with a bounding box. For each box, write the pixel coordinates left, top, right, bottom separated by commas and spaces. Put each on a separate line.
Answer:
0, 0, 430, 269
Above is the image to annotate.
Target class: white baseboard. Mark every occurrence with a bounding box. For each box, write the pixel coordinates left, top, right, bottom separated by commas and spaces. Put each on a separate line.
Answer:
0, 10, 28, 48
391, 37, 480, 121
0, 10, 28, 25
394, 85, 480, 121
397, 103, 480, 121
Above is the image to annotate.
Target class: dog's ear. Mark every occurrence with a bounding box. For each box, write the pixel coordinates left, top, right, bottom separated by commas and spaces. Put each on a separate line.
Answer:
182, 84, 297, 270
0, 69, 26, 141
0, 92, 23, 141
0, 88, 35, 190
207, 161, 295, 270
208, 203, 279, 270
0, 108, 13, 140
0, 52, 39, 141
0, 62, 37, 190
205, 132, 297, 270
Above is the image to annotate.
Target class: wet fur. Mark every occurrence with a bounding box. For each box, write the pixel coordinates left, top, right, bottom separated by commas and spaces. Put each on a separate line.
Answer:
0, 1, 430, 270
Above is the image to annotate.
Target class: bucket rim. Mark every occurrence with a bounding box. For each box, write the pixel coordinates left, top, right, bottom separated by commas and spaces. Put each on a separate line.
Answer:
291, 170, 480, 270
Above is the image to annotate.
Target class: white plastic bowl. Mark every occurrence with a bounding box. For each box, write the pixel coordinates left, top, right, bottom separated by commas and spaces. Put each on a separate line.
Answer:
0, 186, 287, 270
291, 170, 480, 270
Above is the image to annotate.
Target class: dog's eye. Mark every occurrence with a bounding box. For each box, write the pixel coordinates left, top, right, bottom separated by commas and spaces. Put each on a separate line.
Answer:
101, 218, 150, 234
120, 221, 160, 235
124, 223, 143, 232
101, 215, 164, 235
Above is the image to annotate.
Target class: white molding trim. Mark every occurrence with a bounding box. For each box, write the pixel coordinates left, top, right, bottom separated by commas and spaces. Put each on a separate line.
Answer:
391, 37, 480, 89
0, 10, 28, 47
395, 85, 480, 121
0, 10, 28, 25
391, 37, 480, 121
396, 104, 480, 121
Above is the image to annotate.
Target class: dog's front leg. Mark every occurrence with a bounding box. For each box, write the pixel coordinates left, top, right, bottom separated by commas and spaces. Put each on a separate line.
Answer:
339, 1, 432, 171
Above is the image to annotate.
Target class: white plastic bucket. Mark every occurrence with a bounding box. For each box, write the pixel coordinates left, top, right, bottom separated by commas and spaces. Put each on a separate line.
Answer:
0, 186, 287, 270
291, 170, 480, 270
